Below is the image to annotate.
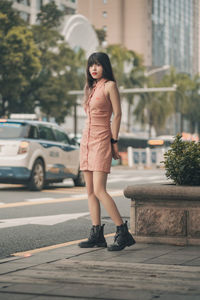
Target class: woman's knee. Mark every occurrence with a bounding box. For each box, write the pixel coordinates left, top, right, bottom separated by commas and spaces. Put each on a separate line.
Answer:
93, 186, 106, 200
88, 191, 96, 198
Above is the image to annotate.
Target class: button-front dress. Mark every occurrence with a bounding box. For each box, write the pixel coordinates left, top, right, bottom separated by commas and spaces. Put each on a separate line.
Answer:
80, 78, 113, 173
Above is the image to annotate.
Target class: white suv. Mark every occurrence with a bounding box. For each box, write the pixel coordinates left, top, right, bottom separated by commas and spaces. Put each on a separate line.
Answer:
0, 119, 85, 190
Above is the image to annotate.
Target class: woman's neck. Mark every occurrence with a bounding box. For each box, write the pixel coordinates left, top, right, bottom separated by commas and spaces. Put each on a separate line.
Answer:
96, 77, 104, 82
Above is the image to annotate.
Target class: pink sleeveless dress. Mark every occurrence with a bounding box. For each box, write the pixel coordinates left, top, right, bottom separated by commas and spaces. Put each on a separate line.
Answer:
80, 78, 113, 173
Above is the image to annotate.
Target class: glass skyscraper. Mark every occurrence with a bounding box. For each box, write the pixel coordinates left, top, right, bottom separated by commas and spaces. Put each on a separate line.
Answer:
152, 0, 199, 75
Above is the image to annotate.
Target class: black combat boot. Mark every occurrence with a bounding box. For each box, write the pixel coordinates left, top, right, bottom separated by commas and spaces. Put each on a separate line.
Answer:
79, 224, 107, 248
107, 221, 136, 251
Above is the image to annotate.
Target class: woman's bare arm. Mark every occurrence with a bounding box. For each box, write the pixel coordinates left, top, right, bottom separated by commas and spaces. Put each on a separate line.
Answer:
105, 81, 122, 159
105, 81, 122, 139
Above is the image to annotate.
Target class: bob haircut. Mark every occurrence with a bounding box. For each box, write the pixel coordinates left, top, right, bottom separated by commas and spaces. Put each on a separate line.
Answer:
86, 52, 115, 89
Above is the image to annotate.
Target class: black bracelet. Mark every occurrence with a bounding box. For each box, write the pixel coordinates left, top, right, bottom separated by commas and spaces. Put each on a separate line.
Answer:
111, 138, 118, 144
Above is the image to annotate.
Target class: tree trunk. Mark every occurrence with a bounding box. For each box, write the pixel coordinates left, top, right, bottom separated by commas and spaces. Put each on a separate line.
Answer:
0, 98, 7, 117
127, 101, 131, 132
180, 113, 184, 133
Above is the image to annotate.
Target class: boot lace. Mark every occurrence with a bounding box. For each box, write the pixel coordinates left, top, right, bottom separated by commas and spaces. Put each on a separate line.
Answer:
114, 232, 120, 243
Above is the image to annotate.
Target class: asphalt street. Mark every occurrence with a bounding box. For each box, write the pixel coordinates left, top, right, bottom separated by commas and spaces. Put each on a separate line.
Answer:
0, 167, 168, 259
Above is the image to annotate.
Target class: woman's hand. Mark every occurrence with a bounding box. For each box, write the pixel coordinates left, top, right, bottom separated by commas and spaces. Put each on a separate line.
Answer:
111, 143, 120, 160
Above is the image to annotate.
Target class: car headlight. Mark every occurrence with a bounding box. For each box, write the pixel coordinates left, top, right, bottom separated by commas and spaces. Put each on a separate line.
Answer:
18, 141, 29, 154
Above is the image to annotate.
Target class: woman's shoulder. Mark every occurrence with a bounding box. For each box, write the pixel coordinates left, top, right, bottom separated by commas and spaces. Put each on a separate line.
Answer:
105, 80, 118, 91
104, 80, 119, 99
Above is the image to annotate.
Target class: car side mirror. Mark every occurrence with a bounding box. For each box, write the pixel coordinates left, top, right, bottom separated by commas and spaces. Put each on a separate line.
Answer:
71, 137, 79, 146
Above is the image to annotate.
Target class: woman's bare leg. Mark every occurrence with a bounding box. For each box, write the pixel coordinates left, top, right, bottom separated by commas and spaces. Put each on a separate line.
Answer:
83, 171, 101, 225
93, 171, 123, 226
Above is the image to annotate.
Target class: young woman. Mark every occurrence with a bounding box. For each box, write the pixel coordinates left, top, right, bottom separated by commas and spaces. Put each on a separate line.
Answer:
79, 52, 135, 251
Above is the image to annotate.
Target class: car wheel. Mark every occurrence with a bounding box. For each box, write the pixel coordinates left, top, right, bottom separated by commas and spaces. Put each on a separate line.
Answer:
29, 159, 45, 191
73, 170, 85, 187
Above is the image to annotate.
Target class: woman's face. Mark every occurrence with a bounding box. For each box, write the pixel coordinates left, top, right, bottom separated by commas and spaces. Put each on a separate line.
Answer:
89, 63, 103, 80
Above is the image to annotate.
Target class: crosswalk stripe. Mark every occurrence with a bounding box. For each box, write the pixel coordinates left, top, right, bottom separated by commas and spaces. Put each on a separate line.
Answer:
27, 197, 54, 202
0, 190, 123, 209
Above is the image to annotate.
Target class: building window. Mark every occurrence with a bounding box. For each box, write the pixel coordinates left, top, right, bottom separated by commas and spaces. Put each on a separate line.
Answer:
59, 4, 66, 11
103, 25, 107, 32
36, 0, 43, 10
19, 11, 30, 23
102, 11, 107, 18
65, 7, 76, 14
14, 0, 30, 5
103, 0, 107, 3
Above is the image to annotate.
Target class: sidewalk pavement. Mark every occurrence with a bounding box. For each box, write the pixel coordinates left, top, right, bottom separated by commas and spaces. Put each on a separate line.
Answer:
0, 236, 200, 300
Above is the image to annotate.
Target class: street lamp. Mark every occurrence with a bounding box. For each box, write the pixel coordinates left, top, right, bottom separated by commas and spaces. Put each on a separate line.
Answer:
145, 65, 170, 77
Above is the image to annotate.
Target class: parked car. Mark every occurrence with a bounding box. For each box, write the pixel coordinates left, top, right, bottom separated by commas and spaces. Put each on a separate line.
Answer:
0, 119, 85, 191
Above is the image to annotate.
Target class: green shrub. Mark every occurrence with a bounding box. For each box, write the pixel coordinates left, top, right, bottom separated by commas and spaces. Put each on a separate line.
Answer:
163, 134, 200, 186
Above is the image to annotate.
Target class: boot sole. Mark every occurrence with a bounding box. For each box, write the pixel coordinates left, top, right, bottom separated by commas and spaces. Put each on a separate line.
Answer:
79, 243, 107, 248
127, 237, 136, 247
107, 237, 136, 251
96, 242, 107, 248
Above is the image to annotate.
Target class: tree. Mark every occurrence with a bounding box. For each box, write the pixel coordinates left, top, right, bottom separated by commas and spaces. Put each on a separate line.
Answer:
184, 75, 200, 135
37, 1, 64, 29
105, 45, 146, 132
123, 53, 145, 132
134, 75, 173, 137
106, 44, 135, 85
95, 28, 106, 45
160, 68, 193, 133
0, 0, 41, 116
30, 1, 86, 123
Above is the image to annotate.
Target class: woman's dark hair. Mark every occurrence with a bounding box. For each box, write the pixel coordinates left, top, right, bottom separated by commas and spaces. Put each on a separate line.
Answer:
86, 52, 115, 88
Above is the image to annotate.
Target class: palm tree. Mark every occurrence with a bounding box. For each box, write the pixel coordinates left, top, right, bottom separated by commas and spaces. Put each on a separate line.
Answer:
105, 44, 135, 86
134, 74, 174, 137
160, 68, 193, 134
124, 62, 146, 132
105, 45, 146, 132
185, 75, 200, 135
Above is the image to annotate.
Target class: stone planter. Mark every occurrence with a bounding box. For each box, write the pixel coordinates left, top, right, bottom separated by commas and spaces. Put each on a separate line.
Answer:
124, 184, 200, 246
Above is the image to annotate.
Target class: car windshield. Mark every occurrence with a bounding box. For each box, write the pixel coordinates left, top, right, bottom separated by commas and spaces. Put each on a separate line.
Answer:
0, 122, 28, 139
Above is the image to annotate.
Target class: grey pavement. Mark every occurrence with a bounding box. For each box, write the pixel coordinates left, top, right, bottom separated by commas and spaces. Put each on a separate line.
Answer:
0, 236, 200, 300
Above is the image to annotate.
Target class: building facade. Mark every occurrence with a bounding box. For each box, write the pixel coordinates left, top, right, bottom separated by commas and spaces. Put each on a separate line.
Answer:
152, 0, 199, 75
12, 0, 77, 24
12, 0, 98, 57
77, 0, 199, 75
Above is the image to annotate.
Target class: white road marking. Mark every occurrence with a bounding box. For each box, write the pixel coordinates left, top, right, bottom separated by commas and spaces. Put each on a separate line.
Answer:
27, 197, 54, 202
108, 175, 166, 183
153, 180, 170, 183
70, 193, 88, 198
0, 212, 89, 229
108, 175, 167, 183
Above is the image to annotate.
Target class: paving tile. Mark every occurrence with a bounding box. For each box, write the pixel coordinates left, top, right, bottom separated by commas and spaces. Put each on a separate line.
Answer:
31, 297, 88, 300
0, 264, 27, 275
0, 283, 13, 289
0, 292, 34, 300
176, 246, 200, 254
143, 257, 191, 265
1, 283, 60, 294
18, 247, 102, 266
0, 257, 21, 264
108, 255, 151, 263
72, 251, 121, 262
100, 287, 153, 300
158, 293, 200, 300
30, 297, 68, 300
183, 257, 200, 266
143, 252, 200, 265
50, 282, 103, 298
